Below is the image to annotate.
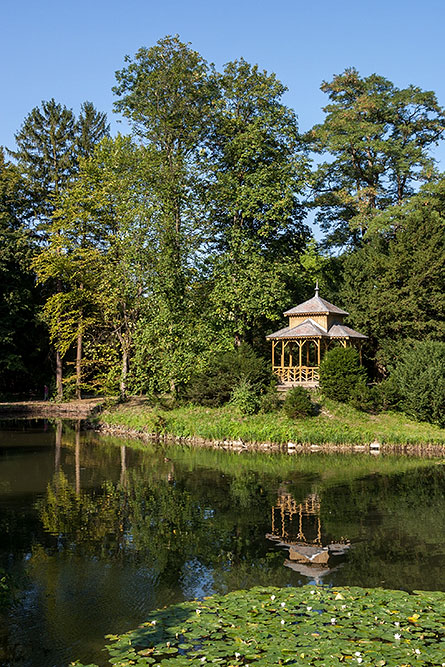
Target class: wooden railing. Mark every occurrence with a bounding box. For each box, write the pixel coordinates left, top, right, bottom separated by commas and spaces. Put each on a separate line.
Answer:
273, 366, 320, 384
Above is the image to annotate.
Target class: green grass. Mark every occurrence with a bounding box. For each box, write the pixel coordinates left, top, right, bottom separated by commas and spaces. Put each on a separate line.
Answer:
98, 396, 445, 447
72, 585, 445, 667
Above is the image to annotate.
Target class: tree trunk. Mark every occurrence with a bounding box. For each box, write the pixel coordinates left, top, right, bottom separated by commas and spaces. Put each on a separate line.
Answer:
76, 328, 82, 400
56, 349, 63, 400
120, 348, 128, 400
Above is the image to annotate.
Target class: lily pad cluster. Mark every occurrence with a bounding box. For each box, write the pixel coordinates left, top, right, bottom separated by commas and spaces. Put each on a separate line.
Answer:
73, 585, 445, 666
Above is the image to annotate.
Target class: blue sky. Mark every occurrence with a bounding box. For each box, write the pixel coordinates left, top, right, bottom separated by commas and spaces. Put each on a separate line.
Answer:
3, 0, 445, 168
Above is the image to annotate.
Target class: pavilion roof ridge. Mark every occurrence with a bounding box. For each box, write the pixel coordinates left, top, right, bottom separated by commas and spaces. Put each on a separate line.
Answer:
284, 294, 349, 317
266, 318, 329, 340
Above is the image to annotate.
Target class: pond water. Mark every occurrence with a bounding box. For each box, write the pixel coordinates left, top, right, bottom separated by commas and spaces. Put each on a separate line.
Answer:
0, 419, 444, 666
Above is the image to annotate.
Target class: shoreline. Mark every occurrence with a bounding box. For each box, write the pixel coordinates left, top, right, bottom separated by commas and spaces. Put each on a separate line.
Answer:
96, 421, 445, 458
0, 399, 105, 419
1, 399, 445, 457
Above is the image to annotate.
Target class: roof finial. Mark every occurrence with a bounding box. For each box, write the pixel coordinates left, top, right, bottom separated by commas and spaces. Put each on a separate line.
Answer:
315, 280, 319, 298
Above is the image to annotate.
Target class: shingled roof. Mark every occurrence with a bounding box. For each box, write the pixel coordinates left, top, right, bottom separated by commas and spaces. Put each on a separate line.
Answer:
266, 319, 366, 340
266, 319, 329, 340
283, 295, 348, 317
327, 324, 367, 339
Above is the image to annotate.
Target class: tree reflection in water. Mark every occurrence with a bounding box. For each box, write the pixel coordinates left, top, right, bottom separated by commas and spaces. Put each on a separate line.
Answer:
2, 421, 443, 666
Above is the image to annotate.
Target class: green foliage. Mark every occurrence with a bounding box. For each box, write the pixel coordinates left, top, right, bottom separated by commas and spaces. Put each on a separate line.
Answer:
205, 57, 310, 343
3, 44, 444, 403
319, 347, 367, 403
102, 396, 445, 446
229, 379, 260, 415
0, 149, 48, 392
373, 376, 401, 412
185, 344, 271, 407
10, 98, 77, 221
391, 341, 445, 427
73, 585, 445, 667
307, 67, 445, 248
341, 179, 445, 366
259, 382, 281, 413
349, 382, 380, 414
283, 386, 313, 418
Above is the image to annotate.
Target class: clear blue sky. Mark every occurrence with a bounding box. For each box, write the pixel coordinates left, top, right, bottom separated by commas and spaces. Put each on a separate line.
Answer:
3, 0, 445, 168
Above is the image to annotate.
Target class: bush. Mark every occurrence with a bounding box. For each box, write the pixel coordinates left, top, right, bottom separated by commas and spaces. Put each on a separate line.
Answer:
229, 380, 259, 415
283, 386, 313, 418
259, 381, 281, 413
390, 341, 445, 426
319, 347, 367, 402
349, 382, 380, 413
185, 344, 272, 407
373, 376, 401, 412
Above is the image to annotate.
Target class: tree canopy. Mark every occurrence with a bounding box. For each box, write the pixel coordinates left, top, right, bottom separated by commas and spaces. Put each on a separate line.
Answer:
1, 37, 444, 399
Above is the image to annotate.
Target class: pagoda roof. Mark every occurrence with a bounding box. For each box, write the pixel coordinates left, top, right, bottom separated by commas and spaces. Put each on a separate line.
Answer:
284, 295, 348, 317
266, 319, 329, 340
328, 324, 367, 339
266, 318, 367, 340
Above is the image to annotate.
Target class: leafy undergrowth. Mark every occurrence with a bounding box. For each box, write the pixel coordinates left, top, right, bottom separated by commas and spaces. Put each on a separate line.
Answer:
72, 585, 445, 666
100, 398, 445, 446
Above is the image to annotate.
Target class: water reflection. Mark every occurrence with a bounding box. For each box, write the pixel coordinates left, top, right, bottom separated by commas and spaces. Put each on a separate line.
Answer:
0, 420, 444, 666
267, 489, 350, 583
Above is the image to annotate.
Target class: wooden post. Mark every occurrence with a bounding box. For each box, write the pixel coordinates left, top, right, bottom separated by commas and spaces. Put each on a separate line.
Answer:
317, 339, 321, 366
281, 340, 285, 368
298, 341, 302, 369
271, 341, 276, 368
289, 343, 293, 368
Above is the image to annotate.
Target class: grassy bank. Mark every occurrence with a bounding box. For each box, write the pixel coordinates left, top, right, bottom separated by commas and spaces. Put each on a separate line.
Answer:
98, 397, 445, 446
73, 585, 445, 666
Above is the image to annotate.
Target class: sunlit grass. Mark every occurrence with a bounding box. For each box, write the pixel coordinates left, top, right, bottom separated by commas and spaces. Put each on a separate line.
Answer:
99, 397, 445, 446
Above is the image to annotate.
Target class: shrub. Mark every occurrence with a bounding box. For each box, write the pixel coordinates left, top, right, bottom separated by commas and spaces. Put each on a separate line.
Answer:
259, 382, 281, 413
390, 341, 445, 426
229, 380, 259, 415
319, 347, 367, 402
283, 386, 313, 418
186, 344, 272, 407
373, 376, 401, 412
349, 382, 379, 413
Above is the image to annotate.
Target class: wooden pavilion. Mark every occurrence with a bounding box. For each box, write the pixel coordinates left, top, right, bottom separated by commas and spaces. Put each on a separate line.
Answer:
266, 284, 367, 387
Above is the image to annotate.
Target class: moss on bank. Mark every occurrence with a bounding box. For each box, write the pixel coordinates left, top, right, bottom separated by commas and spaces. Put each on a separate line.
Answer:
98, 398, 445, 447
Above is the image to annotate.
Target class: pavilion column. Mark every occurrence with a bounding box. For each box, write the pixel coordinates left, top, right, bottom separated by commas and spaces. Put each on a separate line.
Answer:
317, 339, 321, 366
281, 340, 285, 368
271, 341, 276, 368
298, 341, 302, 368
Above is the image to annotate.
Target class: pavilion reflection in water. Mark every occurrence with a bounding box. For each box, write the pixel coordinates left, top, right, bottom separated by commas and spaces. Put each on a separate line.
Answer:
267, 488, 350, 583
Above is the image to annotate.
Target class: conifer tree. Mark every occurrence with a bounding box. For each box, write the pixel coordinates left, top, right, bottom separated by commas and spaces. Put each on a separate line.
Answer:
307, 68, 445, 248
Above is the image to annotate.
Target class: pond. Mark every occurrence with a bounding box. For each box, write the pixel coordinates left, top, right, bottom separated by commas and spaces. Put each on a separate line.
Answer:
0, 419, 444, 666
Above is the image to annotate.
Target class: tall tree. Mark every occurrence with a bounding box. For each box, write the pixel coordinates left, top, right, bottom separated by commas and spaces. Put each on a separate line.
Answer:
307, 68, 445, 248
340, 177, 445, 373
72, 101, 109, 397
48, 135, 155, 398
113, 35, 216, 392
14, 100, 109, 398
204, 59, 310, 344
10, 100, 77, 397
10, 99, 77, 225
0, 149, 47, 393
76, 101, 110, 160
